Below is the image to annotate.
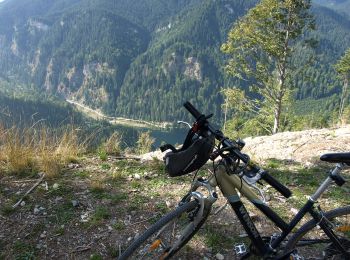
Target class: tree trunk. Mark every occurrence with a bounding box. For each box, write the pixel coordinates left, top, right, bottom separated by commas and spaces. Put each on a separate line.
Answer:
273, 98, 282, 134
338, 76, 349, 123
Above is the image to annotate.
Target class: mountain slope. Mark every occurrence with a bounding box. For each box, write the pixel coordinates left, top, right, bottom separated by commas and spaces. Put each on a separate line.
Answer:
314, 0, 350, 17
0, 0, 350, 124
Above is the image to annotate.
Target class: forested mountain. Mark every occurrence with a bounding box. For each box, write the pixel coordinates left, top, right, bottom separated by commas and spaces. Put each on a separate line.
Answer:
0, 0, 349, 124
314, 0, 350, 17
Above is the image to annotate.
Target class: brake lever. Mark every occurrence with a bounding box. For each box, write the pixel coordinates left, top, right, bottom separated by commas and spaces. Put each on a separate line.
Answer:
177, 121, 192, 129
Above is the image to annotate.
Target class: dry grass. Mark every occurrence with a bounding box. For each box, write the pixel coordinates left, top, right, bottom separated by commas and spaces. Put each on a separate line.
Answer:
102, 131, 122, 156
0, 123, 85, 178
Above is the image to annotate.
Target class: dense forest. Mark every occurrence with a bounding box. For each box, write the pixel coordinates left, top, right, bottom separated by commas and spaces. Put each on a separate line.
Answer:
0, 0, 349, 126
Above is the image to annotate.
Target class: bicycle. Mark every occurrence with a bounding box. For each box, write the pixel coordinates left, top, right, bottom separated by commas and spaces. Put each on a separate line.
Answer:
118, 102, 350, 259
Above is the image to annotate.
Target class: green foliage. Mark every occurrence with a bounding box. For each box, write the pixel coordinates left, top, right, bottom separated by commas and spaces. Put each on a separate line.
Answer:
136, 131, 155, 154
97, 149, 108, 161
335, 48, 350, 75
335, 48, 350, 121
13, 241, 36, 260
222, 0, 315, 134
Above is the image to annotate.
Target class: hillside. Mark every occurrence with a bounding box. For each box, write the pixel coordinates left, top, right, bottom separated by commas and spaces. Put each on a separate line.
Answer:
0, 0, 350, 123
315, 0, 350, 17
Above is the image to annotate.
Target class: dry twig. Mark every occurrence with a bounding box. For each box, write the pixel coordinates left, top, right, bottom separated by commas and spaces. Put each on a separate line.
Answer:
12, 172, 45, 209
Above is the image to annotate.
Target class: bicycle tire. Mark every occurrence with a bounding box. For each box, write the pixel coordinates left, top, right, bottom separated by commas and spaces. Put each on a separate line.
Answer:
284, 205, 350, 259
118, 200, 211, 260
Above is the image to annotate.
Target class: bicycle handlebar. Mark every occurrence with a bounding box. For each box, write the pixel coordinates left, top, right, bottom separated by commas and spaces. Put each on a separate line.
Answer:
184, 101, 202, 120
183, 101, 292, 198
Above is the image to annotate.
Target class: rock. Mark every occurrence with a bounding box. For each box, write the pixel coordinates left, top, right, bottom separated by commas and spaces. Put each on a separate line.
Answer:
290, 208, 298, 214
52, 183, 59, 189
134, 173, 141, 180
68, 163, 81, 169
165, 201, 172, 208
34, 207, 40, 214
80, 212, 90, 222
55, 196, 63, 203
215, 253, 224, 260
71, 200, 79, 207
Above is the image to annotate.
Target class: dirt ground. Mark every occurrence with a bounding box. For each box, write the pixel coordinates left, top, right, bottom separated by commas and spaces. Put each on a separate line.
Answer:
1, 153, 349, 259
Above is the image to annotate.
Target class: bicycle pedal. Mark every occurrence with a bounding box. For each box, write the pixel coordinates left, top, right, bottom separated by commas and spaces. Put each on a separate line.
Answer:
289, 252, 304, 260
234, 243, 247, 256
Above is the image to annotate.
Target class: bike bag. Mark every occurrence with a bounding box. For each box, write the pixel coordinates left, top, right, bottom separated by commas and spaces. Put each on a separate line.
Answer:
161, 129, 215, 177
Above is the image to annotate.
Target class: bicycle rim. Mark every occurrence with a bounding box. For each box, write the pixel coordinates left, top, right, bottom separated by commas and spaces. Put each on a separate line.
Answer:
118, 200, 210, 260
285, 206, 350, 260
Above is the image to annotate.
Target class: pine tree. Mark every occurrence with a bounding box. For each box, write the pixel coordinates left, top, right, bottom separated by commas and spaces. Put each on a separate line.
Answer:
335, 48, 350, 123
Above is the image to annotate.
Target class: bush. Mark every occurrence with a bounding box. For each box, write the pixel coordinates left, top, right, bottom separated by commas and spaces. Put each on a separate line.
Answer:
136, 131, 155, 154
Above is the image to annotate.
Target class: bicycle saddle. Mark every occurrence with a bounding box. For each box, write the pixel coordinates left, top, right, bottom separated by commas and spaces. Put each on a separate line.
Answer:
320, 152, 350, 164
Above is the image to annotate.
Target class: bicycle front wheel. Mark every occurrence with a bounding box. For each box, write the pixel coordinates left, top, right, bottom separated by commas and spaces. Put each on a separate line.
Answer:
118, 200, 211, 260
284, 205, 350, 260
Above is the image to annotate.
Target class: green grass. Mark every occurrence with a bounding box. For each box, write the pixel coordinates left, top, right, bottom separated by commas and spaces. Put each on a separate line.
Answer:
89, 206, 111, 226
101, 163, 111, 170
110, 193, 128, 204
98, 149, 108, 161
72, 170, 90, 178
53, 226, 65, 236
130, 194, 148, 208
50, 202, 75, 224
13, 241, 36, 259
155, 201, 168, 214
112, 221, 125, 230
47, 183, 74, 198
1, 204, 15, 216
203, 226, 237, 252
90, 253, 103, 260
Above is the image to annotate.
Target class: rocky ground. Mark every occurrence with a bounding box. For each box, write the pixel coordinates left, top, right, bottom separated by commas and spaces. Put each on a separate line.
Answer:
1, 126, 350, 259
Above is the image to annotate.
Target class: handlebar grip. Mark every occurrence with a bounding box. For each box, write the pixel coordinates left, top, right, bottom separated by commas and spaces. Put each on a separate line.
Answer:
183, 101, 202, 120
260, 171, 292, 198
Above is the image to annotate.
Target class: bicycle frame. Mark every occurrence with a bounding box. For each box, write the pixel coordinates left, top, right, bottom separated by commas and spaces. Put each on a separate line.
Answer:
192, 161, 348, 257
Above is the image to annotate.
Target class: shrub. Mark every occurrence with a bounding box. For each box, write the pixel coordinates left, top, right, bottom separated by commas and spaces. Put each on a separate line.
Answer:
136, 131, 155, 154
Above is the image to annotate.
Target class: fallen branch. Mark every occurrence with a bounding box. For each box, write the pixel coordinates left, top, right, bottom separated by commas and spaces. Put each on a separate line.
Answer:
12, 172, 45, 209
114, 156, 140, 161
72, 246, 91, 253
11, 179, 39, 183
213, 201, 228, 215
72, 243, 93, 253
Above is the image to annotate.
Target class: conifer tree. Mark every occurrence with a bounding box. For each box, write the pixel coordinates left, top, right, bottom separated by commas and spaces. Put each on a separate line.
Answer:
335, 48, 350, 123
